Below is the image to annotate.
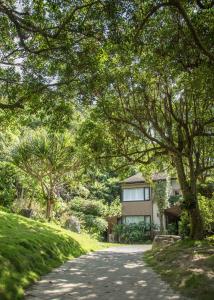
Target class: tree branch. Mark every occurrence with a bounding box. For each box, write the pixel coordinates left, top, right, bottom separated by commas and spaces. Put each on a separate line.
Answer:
136, 0, 214, 61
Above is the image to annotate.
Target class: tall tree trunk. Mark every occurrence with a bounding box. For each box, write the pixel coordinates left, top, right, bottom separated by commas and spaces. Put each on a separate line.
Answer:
46, 198, 53, 221
190, 207, 204, 240
46, 182, 55, 221
173, 155, 204, 240
183, 192, 204, 240
159, 212, 164, 234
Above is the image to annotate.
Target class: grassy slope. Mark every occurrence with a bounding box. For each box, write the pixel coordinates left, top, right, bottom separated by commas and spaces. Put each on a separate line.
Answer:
0, 210, 108, 300
144, 238, 214, 300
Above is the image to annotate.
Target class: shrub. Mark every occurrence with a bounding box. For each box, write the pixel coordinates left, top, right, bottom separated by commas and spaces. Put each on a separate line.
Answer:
198, 194, 214, 234
83, 215, 108, 238
167, 223, 178, 235
70, 197, 108, 239
70, 197, 106, 217
179, 195, 214, 238
113, 222, 156, 243
106, 197, 122, 217
168, 195, 182, 206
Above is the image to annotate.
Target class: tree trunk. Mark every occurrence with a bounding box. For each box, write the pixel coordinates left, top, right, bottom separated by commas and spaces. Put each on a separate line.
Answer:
173, 155, 204, 240
46, 198, 53, 221
159, 212, 164, 234
185, 195, 204, 240
189, 207, 204, 240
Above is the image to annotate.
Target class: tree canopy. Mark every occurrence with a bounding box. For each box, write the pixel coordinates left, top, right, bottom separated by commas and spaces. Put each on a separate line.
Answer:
0, 0, 213, 239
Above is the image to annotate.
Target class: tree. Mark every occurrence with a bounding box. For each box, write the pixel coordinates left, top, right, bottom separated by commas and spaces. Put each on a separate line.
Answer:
77, 1, 214, 239
0, 0, 105, 113
83, 66, 213, 239
11, 129, 78, 220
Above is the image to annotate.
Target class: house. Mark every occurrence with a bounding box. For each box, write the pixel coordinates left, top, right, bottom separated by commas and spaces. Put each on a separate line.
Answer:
120, 172, 181, 228
108, 172, 182, 241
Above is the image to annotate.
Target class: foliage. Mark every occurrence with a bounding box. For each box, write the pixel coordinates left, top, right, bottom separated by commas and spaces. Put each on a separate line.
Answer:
179, 195, 214, 238
167, 223, 178, 235
70, 197, 106, 217
168, 195, 182, 206
198, 183, 214, 199
0, 210, 108, 300
0, 162, 18, 208
144, 238, 214, 300
113, 222, 156, 244
153, 179, 169, 233
11, 129, 77, 219
0, 0, 213, 242
82, 214, 108, 238
0, 0, 104, 117
76, 1, 214, 240
198, 194, 214, 234
84, 171, 121, 205
69, 194, 121, 239
70, 197, 108, 239
106, 197, 122, 217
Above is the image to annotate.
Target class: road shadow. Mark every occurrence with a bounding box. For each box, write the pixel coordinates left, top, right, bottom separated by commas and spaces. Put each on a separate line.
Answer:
25, 246, 185, 300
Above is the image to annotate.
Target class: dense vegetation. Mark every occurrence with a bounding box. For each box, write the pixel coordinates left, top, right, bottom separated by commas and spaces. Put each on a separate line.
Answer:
0, 2, 213, 298
0, 0, 213, 240
113, 222, 156, 243
0, 209, 109, 300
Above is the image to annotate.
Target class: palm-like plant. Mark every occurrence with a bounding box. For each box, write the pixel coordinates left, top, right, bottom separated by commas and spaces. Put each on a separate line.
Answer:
11, 129, 78, 220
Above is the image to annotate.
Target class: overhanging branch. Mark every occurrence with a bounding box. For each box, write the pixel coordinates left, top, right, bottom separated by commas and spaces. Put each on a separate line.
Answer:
136, 0, 214, 61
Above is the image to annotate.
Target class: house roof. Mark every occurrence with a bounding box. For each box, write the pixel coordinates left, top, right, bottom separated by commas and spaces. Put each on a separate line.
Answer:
121, 172, 168, 184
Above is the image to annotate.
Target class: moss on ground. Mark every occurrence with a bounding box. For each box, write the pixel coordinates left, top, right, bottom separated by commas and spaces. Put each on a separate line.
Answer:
0, 210, 109, 300
144, 239, 214, 300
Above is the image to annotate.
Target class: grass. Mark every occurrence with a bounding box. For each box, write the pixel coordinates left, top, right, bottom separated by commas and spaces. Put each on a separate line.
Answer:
0, 210, 111, 300
144, 238, 214, 300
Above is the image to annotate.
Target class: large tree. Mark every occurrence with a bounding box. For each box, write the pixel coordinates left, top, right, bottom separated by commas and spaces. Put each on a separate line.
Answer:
0, 0, 104, 112
78, 1, 214, 239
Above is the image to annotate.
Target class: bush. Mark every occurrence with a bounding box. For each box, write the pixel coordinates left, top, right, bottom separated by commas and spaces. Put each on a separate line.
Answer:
106, 197, 122, 217
198, 194, 214, 234
168, 195, 182, 206
70, 197, 106, 217
179, 195, 214, 238
113, 222, 155, 243
167, 223, 178, 235
83, 215, 108, 238
70, 197, 108, 239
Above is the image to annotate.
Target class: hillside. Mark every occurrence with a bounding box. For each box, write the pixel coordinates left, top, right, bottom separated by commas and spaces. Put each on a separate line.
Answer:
0, 210, 107, 300
144, 239, 214, 300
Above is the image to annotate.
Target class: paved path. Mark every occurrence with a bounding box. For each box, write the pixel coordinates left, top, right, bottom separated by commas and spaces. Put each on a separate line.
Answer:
25, 245, 186, 300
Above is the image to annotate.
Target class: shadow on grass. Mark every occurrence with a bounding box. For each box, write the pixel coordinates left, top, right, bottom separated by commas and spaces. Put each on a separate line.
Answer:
0, 212, 87, 300
144, 241, 214, 300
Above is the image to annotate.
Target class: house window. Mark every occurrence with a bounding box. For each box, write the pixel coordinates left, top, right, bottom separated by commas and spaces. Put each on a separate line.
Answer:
123, 187, 150, 201
144, 187, 150, 200
122, 215, 151, 225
